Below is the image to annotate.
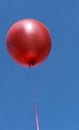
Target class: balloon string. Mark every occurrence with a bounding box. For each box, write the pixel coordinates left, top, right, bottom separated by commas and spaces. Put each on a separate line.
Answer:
32, 77, 40, 130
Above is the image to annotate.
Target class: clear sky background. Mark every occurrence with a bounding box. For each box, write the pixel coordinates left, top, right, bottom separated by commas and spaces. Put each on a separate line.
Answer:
0, 0, 79, 130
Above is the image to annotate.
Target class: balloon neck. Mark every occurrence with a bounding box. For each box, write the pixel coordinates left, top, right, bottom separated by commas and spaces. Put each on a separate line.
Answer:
31, 61, 34, 66
29, 60, 35, 68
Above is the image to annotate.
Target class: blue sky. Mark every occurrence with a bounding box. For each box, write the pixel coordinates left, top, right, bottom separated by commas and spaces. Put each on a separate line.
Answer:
0, 0, 79, 129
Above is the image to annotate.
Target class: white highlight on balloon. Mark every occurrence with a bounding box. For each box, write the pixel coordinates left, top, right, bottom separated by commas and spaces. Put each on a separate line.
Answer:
26, 23, 33, 31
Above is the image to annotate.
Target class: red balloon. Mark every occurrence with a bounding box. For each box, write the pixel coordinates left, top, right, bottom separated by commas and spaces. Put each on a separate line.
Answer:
6, 19, 52, 68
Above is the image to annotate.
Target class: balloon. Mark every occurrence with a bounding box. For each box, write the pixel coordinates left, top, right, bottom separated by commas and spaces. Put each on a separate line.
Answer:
6, 19, 52, 68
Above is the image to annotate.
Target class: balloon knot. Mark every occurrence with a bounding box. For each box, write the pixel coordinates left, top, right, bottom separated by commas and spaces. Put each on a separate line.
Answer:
29, 60, 34, 68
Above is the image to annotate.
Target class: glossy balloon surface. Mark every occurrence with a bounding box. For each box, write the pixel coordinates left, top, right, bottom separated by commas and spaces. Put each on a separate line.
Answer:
6, 19, 52, 68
